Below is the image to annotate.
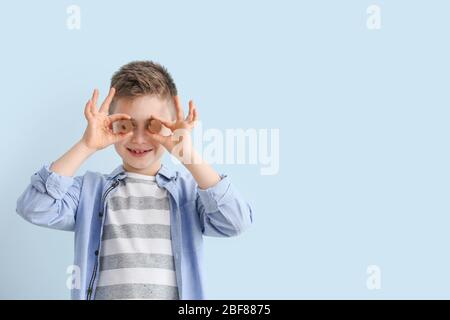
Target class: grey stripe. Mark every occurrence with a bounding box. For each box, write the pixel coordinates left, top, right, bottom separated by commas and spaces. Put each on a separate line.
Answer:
109, 196, 169, 211
124, 177, 156, 185
100, 253, 175, 271
94, 283, 179, 300
102, 224, 171, 240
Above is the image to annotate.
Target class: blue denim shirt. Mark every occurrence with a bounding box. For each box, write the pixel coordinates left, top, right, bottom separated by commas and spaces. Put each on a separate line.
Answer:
16, 163, 253, 300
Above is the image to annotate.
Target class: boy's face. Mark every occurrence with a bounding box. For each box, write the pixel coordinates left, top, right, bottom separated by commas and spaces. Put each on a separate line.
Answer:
112, 95, 174, 175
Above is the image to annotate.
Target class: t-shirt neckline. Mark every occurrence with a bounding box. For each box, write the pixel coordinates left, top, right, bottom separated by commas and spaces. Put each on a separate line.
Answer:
125, 171, 157, 181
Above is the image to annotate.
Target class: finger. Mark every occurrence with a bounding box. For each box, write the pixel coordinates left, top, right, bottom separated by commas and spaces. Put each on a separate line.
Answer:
91, 89, 99, 114
84, 100, 93, 120
193, 106, 198, 122
150, 115, 176, 131
100, 87, 116, 113
186, 100, 194, 122
174, 96, 184, 120
148, 118, 162, 134
108, 113, 131, 122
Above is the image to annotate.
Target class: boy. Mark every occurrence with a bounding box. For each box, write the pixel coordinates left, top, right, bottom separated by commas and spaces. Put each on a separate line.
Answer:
16, 61, 253, 300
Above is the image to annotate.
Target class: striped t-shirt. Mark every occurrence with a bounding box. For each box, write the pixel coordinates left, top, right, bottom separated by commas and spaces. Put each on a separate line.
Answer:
94, 172, 179, 300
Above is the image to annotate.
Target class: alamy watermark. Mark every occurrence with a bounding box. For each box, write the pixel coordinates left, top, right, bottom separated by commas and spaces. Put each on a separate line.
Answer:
169, 121, 280, 176
66, 265, 81, 290
66, 5, 81, 30
366, 265, 382, 290
366, 5, 381, 30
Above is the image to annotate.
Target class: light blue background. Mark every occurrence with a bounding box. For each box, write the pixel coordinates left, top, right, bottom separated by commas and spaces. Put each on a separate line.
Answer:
1, 0, 449, 299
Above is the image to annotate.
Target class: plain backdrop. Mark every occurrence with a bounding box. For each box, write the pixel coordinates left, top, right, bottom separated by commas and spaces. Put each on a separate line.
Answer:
1, 0, 450, 299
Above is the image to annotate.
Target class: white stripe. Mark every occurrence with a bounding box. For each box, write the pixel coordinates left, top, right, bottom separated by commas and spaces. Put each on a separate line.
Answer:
113, 184, 167, 199
100, 238, 174, 256
97, 268, 177, 287
104, 209, 170, 226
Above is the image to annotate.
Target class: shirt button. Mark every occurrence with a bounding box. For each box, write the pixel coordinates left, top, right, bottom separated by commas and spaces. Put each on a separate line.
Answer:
95, 250, 99, 256
99, 212, 103, 218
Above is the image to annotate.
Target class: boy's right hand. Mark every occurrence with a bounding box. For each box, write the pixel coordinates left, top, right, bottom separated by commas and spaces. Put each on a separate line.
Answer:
81, 88, 133, 151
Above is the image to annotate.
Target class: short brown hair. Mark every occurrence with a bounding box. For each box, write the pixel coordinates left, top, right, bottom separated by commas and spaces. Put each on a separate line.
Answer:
109, 60, 177, 113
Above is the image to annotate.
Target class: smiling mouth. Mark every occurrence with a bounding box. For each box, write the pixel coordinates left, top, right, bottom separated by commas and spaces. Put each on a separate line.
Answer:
127, 148, 153, 156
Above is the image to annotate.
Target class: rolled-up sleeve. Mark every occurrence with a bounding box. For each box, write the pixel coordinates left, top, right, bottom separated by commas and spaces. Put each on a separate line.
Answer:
16, 163, 82, 231
196, 174, 253, 237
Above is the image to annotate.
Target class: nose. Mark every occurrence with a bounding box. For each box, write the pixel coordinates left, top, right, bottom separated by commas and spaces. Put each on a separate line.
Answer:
130, 125, 150, 144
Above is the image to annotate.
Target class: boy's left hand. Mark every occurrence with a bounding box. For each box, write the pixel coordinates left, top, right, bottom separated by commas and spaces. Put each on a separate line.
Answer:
148, 96, 199, 164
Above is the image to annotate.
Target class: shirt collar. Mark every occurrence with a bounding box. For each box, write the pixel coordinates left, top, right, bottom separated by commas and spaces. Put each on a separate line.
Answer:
106, 163, 177, 181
